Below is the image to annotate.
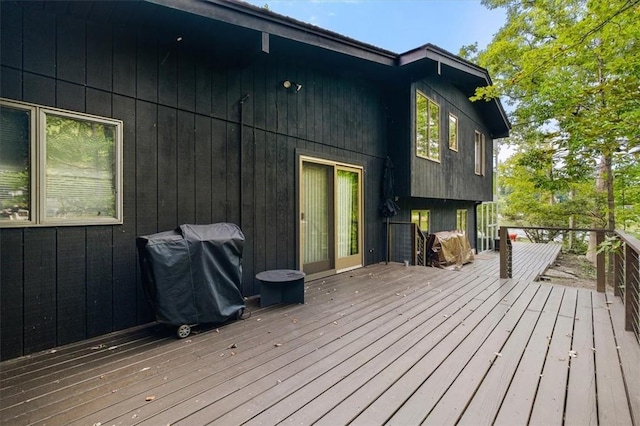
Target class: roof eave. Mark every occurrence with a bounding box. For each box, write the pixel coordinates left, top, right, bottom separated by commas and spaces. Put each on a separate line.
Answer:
142, 0, 510, 137
144, 0, 398, 66
399, 44, 511, 137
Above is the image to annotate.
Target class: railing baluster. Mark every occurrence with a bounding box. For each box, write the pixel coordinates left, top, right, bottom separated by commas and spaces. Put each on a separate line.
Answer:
411, 223, 417, 266
596, 231, 606, 292
625, 242, 639, 336
614, 243, 624, 298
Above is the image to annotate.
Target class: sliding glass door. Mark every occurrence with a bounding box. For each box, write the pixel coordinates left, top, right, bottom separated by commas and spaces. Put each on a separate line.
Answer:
300, 158, 363, 276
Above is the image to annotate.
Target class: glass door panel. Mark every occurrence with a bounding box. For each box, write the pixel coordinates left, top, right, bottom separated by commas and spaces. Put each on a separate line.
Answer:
335, 167, 362, 271
301, 162, 334, 275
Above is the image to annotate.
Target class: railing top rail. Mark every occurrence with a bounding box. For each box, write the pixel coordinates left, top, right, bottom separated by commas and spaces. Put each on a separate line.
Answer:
615, 229, 640, 253
499, 226, 614, 233
389, 221, 415, 225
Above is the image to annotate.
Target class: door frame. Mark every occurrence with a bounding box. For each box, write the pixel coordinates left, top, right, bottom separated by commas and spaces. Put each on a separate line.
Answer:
297, 153, 364, 281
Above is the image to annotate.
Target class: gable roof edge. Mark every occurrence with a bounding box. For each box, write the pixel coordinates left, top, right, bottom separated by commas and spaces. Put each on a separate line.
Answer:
145, 0, 398, 66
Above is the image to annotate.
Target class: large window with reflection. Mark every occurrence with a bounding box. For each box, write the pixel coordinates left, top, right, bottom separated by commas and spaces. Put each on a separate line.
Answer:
416, 90, 440, 162
0, 98, 123, 227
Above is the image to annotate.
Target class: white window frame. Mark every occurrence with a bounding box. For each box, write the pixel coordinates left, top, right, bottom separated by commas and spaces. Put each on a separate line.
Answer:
475, 130, 485, 176
0, 98, 123, 227
415, 90, 440, 162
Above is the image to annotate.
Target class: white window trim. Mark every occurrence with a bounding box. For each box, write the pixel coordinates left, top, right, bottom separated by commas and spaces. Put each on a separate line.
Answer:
0, 98, 123, 227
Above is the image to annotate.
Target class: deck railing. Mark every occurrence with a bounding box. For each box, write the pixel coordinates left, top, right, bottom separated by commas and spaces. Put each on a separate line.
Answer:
499, 226, 640, 343
386, 221, 427, 266
612, 230, 640, 343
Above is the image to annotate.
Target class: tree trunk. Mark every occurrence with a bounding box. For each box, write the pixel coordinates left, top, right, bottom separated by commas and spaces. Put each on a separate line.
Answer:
586, 156, 607, 264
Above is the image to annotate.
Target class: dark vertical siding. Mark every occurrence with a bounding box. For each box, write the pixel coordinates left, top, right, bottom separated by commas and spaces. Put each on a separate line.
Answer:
113, 26, 136, 97
195, 115, 213, 223
57, 15, 86, 85
86, 22, 112, 92
23, 229, 57, 353
56, 228, 87, 345
1, 230, 24, 360
387, 84, 411, 196
264, 130, 278, 270
23, 8, 55, 78
409, 79, 493, 202
112, 95, 138, 330
86, 227, 113, 338
177, 110, 196, 225
1, 2, 22, 70
157, 106, 178, 231
0, 1, 388, 360
210, 118, 227, 224
240, 121, 255, 295
253, 129, 267, 285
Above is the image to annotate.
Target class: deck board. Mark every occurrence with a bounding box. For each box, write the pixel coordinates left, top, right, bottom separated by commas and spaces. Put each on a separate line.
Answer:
1, 243, 637, 426
153, 274, 476, 426
593, 292, 634, 425
608, 291, 640, 426
419, 284, 546, 426
493, 286, 564, 425
564, 289, 598, 426
528, 288, 576, 425
350, 280, 531, 426
242, 276, 493, 425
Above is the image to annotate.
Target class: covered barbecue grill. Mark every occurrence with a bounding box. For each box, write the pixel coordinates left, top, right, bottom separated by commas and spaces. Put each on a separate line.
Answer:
136, 223, 246, 338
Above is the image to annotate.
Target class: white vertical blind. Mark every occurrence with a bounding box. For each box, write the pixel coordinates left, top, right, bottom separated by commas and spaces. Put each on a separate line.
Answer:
303, 163, 329, 264
336, 170, 358, 258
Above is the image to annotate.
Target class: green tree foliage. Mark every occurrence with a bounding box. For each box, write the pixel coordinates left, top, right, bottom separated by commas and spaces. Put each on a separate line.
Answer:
499, 147, 605, 244
614, 149, 640, 233
475, 0, 640, 236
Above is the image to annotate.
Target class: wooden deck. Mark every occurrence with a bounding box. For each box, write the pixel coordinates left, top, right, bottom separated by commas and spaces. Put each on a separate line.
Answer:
1, 243, 638, 425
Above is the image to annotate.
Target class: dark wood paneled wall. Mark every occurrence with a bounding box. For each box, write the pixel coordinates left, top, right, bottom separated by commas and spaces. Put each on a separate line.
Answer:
0, 1, 388, 360
409, 79, 494, 202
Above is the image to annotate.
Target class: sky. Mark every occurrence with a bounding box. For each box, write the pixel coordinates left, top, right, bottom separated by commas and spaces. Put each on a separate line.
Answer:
243, 0, 506, 55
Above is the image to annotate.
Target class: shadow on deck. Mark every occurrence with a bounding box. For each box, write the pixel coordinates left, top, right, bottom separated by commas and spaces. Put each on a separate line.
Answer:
1, 243, 638, 425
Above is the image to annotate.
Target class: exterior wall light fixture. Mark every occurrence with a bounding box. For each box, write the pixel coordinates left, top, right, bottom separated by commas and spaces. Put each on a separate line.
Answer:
283, 80, 302, 92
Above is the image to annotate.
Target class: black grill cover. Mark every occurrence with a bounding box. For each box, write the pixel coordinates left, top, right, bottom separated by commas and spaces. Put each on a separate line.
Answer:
136, 223, 246, 326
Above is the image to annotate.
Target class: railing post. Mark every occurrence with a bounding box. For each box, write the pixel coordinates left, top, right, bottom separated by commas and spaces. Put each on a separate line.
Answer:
387, 221, 392, 265
500, 227, 510, 278
596, 231, 605, 292
624, 243, 639, 332
411, 223, 417, 266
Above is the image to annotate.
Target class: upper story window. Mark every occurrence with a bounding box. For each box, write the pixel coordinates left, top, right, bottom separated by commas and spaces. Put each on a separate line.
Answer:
416, 90, 440, 162
0, 98, 123, 227
449, 114, 458, 151
475, 130, 485, 176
